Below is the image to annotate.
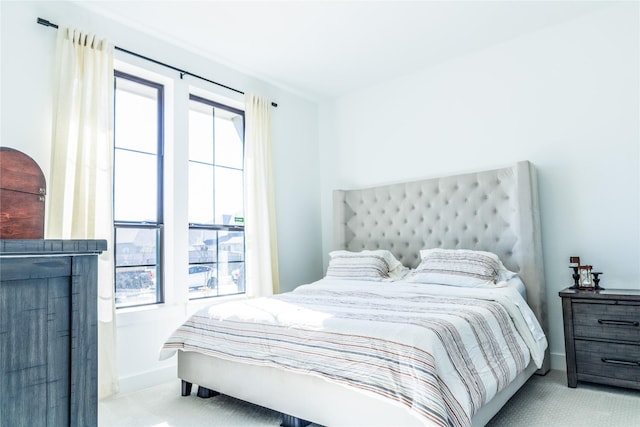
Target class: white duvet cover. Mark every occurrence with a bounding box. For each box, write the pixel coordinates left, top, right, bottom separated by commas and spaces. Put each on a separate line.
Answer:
161, 278, 547, 427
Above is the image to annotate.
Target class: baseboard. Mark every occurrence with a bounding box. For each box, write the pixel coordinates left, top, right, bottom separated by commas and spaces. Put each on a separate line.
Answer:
116, 364, 178, 395
550, 351, 566, 371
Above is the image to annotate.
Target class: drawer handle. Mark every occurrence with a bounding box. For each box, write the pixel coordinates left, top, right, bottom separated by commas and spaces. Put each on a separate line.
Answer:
601, 357, 640, 367
597, 319, 639, 327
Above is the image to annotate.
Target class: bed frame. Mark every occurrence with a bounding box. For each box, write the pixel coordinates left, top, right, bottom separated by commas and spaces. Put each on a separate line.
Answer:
177, 160, 550, 426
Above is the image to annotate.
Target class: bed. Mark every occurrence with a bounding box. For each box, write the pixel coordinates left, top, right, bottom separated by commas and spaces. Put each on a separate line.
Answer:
160, 160, 550, 427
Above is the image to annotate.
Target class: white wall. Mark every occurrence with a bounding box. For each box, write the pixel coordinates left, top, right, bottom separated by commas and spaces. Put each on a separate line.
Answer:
319, 2, 640, 371
1, 1, 323, 392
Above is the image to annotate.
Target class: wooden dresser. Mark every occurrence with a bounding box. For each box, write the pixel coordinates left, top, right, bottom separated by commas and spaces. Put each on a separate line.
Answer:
559, 287, 640, 390
0, 239, 107, 426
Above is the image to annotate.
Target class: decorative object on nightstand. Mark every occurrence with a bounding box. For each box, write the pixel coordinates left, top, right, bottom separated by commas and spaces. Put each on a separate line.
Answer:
568, 256, 604, 290
559, 287, 640, 391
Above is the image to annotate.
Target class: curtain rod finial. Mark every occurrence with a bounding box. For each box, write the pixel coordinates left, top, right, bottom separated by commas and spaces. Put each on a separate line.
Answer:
37, 17, 58, 28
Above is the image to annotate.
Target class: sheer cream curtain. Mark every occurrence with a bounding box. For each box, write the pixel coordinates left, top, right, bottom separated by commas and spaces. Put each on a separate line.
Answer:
244, 94, 280, 296
46, 26, 118, 399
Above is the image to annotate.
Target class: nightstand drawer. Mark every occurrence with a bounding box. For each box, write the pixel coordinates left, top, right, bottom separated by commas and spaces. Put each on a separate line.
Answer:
573, 302, 640, 343
575, 340, 640, 386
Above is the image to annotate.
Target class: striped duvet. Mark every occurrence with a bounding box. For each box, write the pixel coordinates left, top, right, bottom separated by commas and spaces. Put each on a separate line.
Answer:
160, 279, 546, 427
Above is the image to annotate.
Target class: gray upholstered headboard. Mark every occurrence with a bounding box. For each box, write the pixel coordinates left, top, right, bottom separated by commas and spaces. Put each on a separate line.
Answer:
333, 160, 549, 373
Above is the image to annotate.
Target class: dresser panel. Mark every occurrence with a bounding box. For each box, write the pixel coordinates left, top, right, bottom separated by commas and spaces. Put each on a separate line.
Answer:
0, 239, 106, 427
575, 339, 640, 387
572, 301, 640, 343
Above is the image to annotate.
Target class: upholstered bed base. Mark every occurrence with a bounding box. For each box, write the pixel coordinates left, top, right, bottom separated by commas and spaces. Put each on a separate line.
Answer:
178, 350, 538, 427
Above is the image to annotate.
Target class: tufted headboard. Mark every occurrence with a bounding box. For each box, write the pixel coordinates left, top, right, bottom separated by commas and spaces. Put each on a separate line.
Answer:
333, 160, 549, 373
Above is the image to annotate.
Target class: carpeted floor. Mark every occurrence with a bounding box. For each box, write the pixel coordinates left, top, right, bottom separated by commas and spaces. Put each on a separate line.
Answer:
99, 370, 640, 426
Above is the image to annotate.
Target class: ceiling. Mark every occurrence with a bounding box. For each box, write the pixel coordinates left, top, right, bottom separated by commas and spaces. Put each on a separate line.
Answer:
75, 1, 609, 102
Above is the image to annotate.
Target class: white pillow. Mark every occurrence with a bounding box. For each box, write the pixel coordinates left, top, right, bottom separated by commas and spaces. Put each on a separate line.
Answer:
409, 248, 515, 287
326, 250, 409, 281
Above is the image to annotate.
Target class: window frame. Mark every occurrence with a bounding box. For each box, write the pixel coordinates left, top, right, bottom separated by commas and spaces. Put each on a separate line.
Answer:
187, 94, 246, 300
113, 70, 166, 309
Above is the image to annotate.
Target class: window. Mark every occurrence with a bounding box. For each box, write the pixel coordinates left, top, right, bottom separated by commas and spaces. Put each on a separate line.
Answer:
188, 95, 245, 299
113, 71, 164, 308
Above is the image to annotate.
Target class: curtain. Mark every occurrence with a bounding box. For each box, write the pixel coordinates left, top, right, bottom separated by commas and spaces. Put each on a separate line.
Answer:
244, 94, 280, 296
46, 26, 118, 399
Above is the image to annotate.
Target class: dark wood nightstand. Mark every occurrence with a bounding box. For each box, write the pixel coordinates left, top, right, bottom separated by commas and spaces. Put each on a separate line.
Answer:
559, 288, 640, 390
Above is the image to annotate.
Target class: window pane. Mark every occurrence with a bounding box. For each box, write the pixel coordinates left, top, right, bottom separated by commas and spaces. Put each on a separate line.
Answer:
187, 263, 218, 299
189, 162, 214, 224
114, 150, 157, 222
189, 229, 217, 263
115, 228, 158, 266
214, 114, 243, 169
114, 227, 160, 308
219, 230, 244, 261
218, 231, 244, 296
189, 106, 213, 163
215, 167, 243, 224
229, 261, 245, 294
115, 78, 158, 154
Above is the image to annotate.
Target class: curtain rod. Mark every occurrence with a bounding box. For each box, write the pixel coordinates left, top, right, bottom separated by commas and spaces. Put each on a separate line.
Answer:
37, 17, 278, 107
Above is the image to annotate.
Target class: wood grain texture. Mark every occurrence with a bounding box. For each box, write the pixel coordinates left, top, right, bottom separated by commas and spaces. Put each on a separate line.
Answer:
0, 147, 46, 239
0, 240, 105, 427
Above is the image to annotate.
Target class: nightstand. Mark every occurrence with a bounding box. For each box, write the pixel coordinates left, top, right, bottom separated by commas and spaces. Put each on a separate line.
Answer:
559, 288, 640, 390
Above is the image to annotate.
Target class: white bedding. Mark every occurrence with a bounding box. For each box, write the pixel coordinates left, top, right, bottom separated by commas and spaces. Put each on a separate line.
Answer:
161, 278, 547, 427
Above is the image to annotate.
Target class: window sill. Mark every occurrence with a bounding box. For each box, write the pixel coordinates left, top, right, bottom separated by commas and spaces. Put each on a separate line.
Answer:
115, 294, 249, 327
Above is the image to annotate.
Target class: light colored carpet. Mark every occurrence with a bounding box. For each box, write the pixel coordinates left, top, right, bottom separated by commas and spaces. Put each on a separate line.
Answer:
99, 370, 640, 426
